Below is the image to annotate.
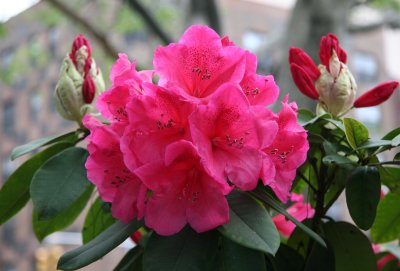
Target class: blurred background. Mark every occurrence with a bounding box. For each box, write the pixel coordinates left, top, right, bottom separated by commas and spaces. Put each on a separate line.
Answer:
1, 0, 400, 270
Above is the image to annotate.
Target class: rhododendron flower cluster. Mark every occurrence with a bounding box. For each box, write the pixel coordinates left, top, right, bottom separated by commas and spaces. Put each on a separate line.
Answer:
272, 193, 314, 237
289, 33, 399, 117
84, 25, 308, 235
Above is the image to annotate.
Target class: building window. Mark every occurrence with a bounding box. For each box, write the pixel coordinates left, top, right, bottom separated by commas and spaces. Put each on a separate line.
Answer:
351, 52, 378, 82
48, 27, 59, 57
3, 101, 16, 137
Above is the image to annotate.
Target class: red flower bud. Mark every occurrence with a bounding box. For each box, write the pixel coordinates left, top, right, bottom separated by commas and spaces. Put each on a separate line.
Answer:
131, 230, 142, 244
354, 81, 399, 108
69, 34, 92, 65
83, 75, 96, 104
290, 63, 319, 100
289, 47, 320, 81
319, 34, 347, 68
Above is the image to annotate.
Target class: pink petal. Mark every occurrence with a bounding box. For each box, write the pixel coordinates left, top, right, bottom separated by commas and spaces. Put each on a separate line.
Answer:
154, 25, 246, 99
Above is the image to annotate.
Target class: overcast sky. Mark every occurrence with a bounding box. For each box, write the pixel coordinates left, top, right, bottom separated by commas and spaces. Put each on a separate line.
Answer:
0, 0, 39, 22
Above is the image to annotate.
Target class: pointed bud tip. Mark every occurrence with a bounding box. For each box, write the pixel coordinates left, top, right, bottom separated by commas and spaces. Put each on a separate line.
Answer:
70, 34, 92, 62
290, 63, 320, 100
354, 80, 399, 108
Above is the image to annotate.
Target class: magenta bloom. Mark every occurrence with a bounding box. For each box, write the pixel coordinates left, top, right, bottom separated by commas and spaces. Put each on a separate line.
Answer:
83, 116, 146, 222
135, 140, 230, 235
84, 25, 307, 235
121, 85, 195, 170
154, 25, 246, 99
189, 83, 267, 191
260, 96, 309, 202
272, 193, 314, 237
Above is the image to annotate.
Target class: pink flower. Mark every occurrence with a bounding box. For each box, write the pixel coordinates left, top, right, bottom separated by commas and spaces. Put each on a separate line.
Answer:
272, 193, 315, 237
372, 244, 400, 271
83, 115, 146, 222
121, 85, 195, 171
260, 96, 309, 202
240, 52, 280, 106
289, 33, 399, 116
189, 83, 270, 190
154, 25, 246, 99
135, 140, 230, 235
97, 54, 153, 134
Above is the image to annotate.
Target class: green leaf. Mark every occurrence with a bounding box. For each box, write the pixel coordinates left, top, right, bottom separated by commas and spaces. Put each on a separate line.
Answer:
114, 246, 143, 271
143, 227, 219, 271
217, 237, 266, 271
357, 139, 393, 150
345, 166, 381, 230
83, 197, 116, 244
392, 134, 400, 146
274, 244, 304, 271
58, 219, 143, 270
382, 127, 400, 141
251, 189, 326, 247
378, 166, 400, 191
11, 131, 78, 160
322, 155, 355, 166
304, 241, 335, 271
287, 219, 313, 257
323, 221, 376, 271
0, 143, 72, 225
218, 191, 280, 255
31, 147, 91, 220
33, 185, 93, 241
371, 192, 400, 243
297, 109, 315, 126
343, 118, 369, 150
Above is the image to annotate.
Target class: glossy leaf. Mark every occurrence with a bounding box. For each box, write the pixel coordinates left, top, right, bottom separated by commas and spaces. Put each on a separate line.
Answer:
392, 134, 400, 146
219, 191, 280, 255
274, 244, 304, 271
378, 166, 400, 191
11, 131, 78, 160
33, 185, 93, 241
304, 241, 335, 271
345, 166, 381, 230
251, 189, 326, 247
82, 197, 116, 244
31, 147, 91, 220
58, 219, 143, 270
143, 227, 219, 271
114, 246, 143, 271
322, 155, 355, 166
357, 139, 393, 150
323, 221, 376, 271
0, 142, 72, 225
371, 192, 400, 243
217, 237, 266, 271
343, 118, 369, 150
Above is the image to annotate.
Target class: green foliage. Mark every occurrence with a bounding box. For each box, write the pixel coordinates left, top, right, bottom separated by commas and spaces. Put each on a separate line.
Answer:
33, 185, 93, 241
11, 131, 79, 160
114, 246, 143, 271
30, 147, 91, 220
82, 197, 116, 244
58, 220, 143, 270
217, 237, 267, 271
371, 192, 400, 243
345, 166, 381, 230
0, 142, 72, 225
323, 221, 377, 271
143, 227, 219, 271
343, 118, 369, 150
218, 191, 280, 255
